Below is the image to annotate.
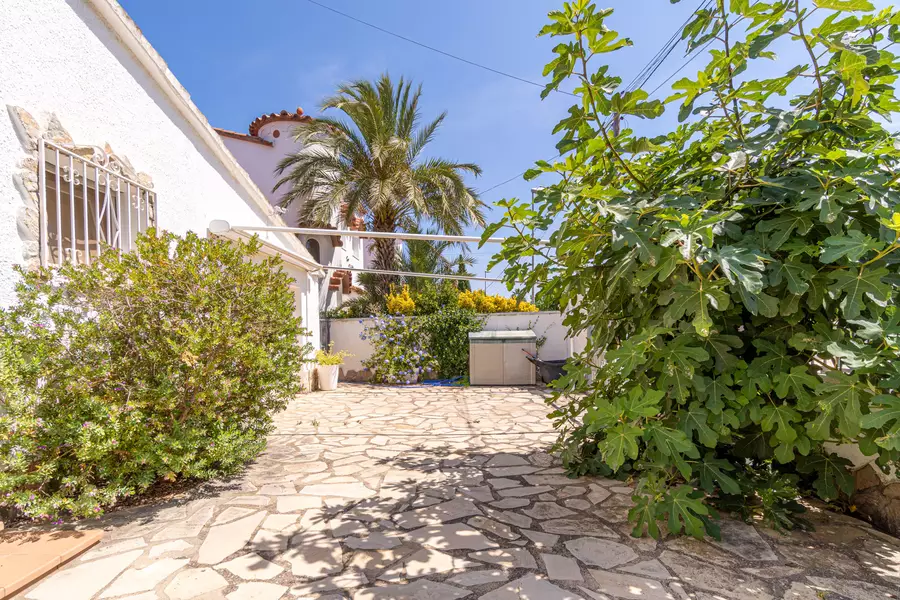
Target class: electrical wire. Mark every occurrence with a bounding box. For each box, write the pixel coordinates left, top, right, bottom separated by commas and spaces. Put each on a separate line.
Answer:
302, 0, 577, 98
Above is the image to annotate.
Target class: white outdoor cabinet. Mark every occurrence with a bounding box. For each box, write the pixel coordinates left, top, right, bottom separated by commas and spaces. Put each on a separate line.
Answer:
468, 330, 537, 386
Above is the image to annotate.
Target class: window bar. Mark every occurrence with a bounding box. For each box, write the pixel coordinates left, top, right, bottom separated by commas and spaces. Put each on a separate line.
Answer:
104, 170, 112, 246
54, 147, 61, 265
94, 165, 102, 259
83, 157, 90, 264
136, 188, 142, 234
126, 182, 132, 251
38, 141, 48, 267
115, 177, 122, 252
68, 154, 76, 264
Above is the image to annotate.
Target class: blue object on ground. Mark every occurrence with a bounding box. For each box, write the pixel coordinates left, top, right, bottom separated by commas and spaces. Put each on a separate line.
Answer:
422, 376, 464, 387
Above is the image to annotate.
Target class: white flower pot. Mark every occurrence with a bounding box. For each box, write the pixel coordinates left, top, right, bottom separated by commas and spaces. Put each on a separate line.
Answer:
317, 364, 340, 391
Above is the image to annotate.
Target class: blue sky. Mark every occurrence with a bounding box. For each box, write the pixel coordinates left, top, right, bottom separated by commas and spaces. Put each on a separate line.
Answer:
118, 0, 889, 291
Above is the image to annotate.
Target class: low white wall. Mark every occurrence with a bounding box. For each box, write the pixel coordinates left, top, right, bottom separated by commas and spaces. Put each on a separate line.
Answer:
321, 311, 584, 380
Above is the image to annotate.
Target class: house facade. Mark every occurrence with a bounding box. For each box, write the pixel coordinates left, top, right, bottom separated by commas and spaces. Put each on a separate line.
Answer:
215, 112, 368, 311
0, 0, 322, 353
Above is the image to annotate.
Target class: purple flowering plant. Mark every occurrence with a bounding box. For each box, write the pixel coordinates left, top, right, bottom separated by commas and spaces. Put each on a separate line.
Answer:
361, 315, 436, 384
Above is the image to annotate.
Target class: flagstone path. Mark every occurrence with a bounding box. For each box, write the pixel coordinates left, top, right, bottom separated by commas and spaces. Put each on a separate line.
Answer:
15, 385, 900, 600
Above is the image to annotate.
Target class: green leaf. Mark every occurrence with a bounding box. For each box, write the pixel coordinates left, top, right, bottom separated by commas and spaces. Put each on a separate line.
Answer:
619, 387, 665, 419
761, 403, 802, 443
659, 280, 731, 337
600, 423, 642, 471
696, 455, 741, 495
709, 247, 765, 294
808, 372, 868, 439
797, 453, 855, 500
813, 0, 874, 12
770, 259, 816, 295
757, 213, 814, 251
663, 485, 712, 540
820, 230, 884, 264
860, 394, 900, 429
829, 267, 892, 319
679, 402, 719, 448
773, 366, 819, 406
645, 423, 699, 479
629, 494, 661, 539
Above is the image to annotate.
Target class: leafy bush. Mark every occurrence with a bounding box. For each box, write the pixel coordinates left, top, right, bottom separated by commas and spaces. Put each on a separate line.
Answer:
458, 290, 539, 313
421, 308, 485, 378
413, 280, 461, 316
386, 285, 416, 315
0, 230, 309, 520
361, 315, 436, 383
489, 1, 900, 538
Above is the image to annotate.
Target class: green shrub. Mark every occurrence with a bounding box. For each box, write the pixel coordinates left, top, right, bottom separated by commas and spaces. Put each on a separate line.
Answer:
421, 308, 484, 378
489, 1, 900, 538
361, 315, 436, 384
0, 230, 309, 520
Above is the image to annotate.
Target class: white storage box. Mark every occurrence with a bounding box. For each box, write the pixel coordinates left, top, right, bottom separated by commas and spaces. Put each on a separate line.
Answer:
468, 330, 537, 386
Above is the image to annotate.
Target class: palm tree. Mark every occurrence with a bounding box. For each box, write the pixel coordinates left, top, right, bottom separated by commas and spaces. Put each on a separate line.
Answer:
399, 226, 474, 295
275, 74, 484, 296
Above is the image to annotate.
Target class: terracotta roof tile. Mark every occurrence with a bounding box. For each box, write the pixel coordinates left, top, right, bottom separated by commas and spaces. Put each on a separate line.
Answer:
248, 107, 313, 136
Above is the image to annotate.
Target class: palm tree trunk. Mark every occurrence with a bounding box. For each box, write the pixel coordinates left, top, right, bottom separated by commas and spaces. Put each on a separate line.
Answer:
371, 206, 401, 299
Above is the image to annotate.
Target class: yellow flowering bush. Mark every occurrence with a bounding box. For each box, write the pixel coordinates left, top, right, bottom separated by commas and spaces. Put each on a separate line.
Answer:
457, 290, 538, 313
386, 285, 416, 315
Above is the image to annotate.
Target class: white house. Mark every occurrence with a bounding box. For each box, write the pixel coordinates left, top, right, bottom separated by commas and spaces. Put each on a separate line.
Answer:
0, 0, 323, 354
215, 111, 368, 311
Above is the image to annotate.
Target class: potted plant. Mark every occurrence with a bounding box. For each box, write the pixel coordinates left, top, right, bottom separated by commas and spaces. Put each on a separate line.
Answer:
315, 344, 352, 391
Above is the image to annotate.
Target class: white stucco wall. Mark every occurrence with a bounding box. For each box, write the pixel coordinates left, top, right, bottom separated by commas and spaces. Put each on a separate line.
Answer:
321, 311, 585, 378
0, 0, 321, 348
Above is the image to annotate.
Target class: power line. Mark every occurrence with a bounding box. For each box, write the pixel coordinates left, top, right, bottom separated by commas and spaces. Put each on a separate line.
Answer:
303, 0, 576, 98
481, 1, 711, 195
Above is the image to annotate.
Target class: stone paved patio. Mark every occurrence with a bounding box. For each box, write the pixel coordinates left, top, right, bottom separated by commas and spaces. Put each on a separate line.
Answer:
15, 385, 900, 600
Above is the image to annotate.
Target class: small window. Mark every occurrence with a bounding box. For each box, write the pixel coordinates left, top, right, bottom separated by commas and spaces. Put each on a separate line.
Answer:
39, 139, 156, 266
306, 238, 321, 263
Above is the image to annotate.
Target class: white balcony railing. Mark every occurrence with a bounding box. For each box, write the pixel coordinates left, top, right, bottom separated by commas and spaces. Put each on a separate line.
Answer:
38, 139, 156, 266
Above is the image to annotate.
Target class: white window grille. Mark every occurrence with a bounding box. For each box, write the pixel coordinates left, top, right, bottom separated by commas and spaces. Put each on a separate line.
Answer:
38, 139, 157, 266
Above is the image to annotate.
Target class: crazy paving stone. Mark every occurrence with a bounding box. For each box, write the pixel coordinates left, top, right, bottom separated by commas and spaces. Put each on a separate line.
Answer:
448, 569, 510, 586
659, 551, 772, 600
619, 559, 671, 579
521, 529, 559, 549
25, 549, 143, 600
469, 547, 538, 569
298, 482, 376, 498
217, 552, 284, 580
198, 511, 266, 565
345, 532, 402, 550
490, 497, 530, 509
483, 507, 533, 528
405, 523, 499, 550
485, 454, 530, 467
540, 517, 618, 538
524, 502, 576, 520
467, 516, 520, 540
164, 567, 229, 600
355, 578, 471, 600
152, 505, 215, 541
480, 574, 587, 600
283, 536, 343, 578
542, 553, 584, 581
497, 485, 553, 498
100, 558, 188, 598
709, 518, 778, 562
226, 581, 288, 600
565, 537, 637, 569
805, 577, 899, 600
585, 571, 672, 600
380, 547, 475, 580
394, 497, 482, 529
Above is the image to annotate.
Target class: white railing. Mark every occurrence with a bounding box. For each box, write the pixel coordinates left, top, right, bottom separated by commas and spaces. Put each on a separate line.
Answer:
38, 139, 157, 266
